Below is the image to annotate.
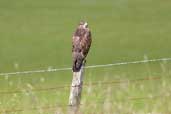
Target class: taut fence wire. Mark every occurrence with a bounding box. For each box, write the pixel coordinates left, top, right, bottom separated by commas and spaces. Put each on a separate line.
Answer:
0, 57, 171, 113
1, 93, 171, 113
0, 74, 168, 95
0, 57, 171, 76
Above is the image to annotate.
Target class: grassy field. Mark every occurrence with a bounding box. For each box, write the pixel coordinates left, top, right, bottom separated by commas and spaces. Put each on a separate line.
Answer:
0, 0, 171, 113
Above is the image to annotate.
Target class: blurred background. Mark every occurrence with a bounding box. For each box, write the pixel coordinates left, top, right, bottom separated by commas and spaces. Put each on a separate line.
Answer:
0, 0, 171, 113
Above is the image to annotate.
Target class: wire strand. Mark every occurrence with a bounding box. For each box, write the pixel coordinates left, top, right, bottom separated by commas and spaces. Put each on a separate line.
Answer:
1, 93, 171, 113
0, 58, 171, 113
0, 75, 166, 95
0, 57, 171, 76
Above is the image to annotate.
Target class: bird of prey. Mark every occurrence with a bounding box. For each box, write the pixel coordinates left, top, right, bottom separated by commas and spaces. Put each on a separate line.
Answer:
72, 21, 92, 72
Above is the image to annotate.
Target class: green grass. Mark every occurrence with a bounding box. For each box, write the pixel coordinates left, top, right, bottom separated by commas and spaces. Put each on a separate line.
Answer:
0, 0, 171, 113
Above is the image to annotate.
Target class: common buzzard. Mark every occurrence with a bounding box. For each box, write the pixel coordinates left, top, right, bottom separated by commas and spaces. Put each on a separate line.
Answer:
72, 21, 92, 72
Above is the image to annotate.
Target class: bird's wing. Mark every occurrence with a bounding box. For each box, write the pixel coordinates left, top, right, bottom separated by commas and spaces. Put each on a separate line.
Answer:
72, 36, 82, 53
72, 28, 84, 53
80, 29, 92, 57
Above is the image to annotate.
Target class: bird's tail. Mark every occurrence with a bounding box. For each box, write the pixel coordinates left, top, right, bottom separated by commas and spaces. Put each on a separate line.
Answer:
72, 53, 84, 72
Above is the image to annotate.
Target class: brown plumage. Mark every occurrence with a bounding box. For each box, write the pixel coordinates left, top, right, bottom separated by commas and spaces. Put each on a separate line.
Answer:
72, 21, 92, 72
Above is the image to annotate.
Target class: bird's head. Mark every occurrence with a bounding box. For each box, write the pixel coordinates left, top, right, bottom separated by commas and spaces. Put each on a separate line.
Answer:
79, 21, 88, 28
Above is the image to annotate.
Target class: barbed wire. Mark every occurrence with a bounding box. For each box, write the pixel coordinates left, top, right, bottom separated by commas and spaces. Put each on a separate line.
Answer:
1, 93, 171, 113
0, 74, 166, 95
0, 57, 171, 113
0, 57, 171, 76
0, 104, 61, 113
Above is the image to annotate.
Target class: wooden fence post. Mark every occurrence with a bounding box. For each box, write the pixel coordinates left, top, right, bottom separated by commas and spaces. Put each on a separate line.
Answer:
68, 62, 85, 113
